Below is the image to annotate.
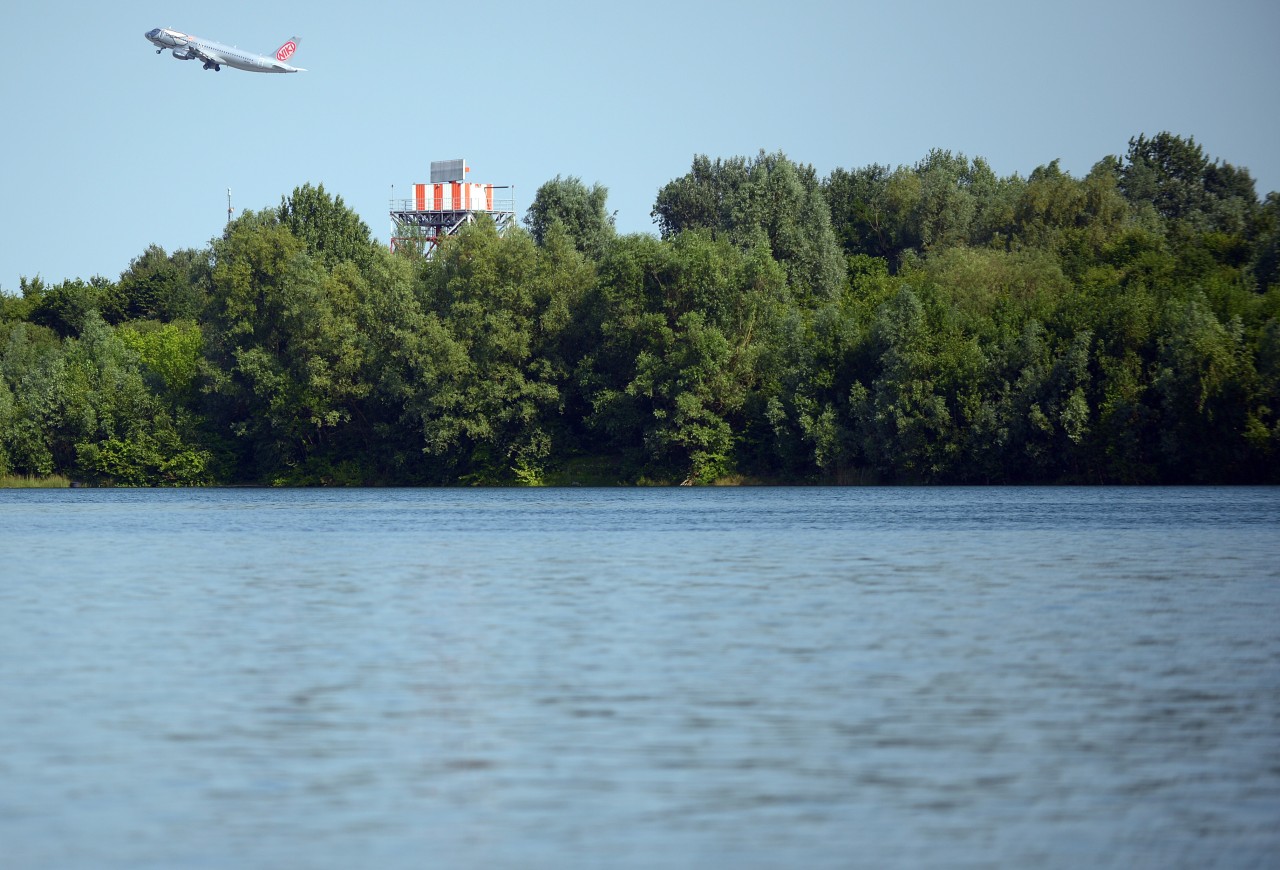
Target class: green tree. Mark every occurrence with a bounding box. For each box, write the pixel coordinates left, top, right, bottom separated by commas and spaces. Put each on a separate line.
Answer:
582, 232, 786, 482
993, 321, 1094, 481
0, 322, 64, 475
2, 277, 46, 323
113, 245, 209, 323
850, 287, 960, 481
524, 175, 616, 260
651, 154, 747, 239
825, 164, 895, 260
397, 219, 568, 484
204, 209, 370, 482
1120, 132, 1212, 224
922, 246, 1069, 340
277, 183, 379, 272
753, 291, 866, 481
1118, 132, 1261, 236
33, 314, 213, 485
0, 373, 12, 475
826, 153, 1021, 267
1010, 160, 1089, 253
1251, 192, 1280, 291
911, 149, 979, 252
27, 277, 116, 338
4, 153, 1276, 487
653, 151, 846, 298
1153, 295, 1258, 480
351, 246, 440, 482
118, 319, 204, 405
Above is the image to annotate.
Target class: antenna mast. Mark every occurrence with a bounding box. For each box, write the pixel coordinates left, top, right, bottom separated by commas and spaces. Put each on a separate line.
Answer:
227, 188, 232, 224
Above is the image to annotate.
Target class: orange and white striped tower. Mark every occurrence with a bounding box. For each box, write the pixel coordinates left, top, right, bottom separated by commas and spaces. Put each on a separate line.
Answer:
389, 159, 515, 256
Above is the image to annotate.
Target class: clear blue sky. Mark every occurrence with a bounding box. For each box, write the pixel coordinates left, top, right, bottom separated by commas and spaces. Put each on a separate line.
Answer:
3, 0, 1277, 292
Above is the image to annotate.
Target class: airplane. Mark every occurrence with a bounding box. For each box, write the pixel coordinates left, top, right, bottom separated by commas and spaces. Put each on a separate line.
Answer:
144, 28, 305, 73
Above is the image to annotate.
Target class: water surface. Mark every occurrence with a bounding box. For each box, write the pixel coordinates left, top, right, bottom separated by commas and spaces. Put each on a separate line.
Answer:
1, 487, 1277, 868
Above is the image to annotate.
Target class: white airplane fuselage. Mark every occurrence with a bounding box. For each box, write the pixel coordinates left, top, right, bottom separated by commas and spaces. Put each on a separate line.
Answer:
144, 28, 304, 73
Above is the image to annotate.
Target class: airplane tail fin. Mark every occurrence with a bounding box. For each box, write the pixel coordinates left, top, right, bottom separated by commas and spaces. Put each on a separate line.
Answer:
274, 37, 299, 63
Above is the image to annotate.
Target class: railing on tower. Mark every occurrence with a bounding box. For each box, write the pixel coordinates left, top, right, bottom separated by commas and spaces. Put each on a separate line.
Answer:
389, 159, 516, 257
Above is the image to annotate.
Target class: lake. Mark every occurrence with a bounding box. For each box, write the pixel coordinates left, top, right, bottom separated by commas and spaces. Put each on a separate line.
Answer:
1, 487, 1277, 868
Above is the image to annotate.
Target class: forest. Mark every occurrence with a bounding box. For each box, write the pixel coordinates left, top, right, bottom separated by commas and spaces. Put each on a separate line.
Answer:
2, 132, 1278, 486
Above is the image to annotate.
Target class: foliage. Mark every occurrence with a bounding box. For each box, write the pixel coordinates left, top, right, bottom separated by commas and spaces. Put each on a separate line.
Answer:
203, 203, 370, 481
654, 151, 846, 299
26, 277, 115, 338
113, 245, 210, 322
117, 319, 203, 402
277, 183, 379, 272
395, 219, 566, 484
524, 175, 616, 260
0, 138, 1276, 485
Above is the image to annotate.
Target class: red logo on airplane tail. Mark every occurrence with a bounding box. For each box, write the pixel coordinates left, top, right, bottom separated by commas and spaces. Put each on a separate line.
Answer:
276, 40, 297, 62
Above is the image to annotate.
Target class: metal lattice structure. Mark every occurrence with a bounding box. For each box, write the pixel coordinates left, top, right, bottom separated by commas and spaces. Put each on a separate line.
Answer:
390, 159, 515, 257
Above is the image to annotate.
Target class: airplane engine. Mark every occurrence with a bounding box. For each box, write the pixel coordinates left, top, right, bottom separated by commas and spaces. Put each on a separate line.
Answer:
171, 48, 195, 60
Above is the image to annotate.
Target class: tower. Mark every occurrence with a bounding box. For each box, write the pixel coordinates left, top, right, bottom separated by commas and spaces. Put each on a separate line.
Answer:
389, 159, 515, 257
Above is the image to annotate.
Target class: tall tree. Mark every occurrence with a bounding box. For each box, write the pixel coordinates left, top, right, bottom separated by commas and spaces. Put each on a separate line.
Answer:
653, 151, 846, 298
113, 245, 209, 323
0, 322, 64, 475
1120, 133, 1212, 224
1153, 295, 1257, 480
524, 175, 616, 260
401, 220, 567, 484
1253, 193, 1280, 291
277, 183, 378, 272
581, 232, 786, 482
1118, 132, 1260, 237
203, 209, 370, 481
27, 277, 115, 338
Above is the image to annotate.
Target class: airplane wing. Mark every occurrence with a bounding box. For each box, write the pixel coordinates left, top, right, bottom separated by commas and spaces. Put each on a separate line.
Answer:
184, 43, 219, 65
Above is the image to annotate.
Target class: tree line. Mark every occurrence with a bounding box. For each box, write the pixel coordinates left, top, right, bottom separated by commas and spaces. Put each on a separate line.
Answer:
2, 132, 1278, 485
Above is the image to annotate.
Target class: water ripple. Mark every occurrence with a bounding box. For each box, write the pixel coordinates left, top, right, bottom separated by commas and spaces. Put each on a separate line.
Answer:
0, 486, 1277, 868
